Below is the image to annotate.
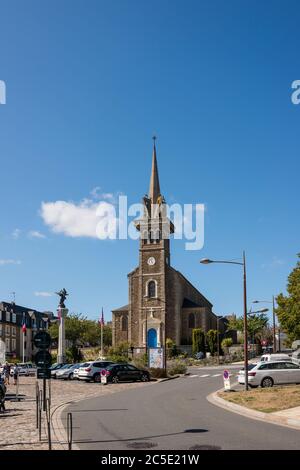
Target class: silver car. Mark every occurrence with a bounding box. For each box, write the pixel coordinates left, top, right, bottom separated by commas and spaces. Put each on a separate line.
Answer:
238, 360, 300, 388
56, 363, 81, 380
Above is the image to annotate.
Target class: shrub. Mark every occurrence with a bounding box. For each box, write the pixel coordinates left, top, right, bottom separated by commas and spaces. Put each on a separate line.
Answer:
167, 361, 187, 376
192, 328, 205, 355
132, 357, 148, 370
221, 338, 233, 349
206, 330, 218, 354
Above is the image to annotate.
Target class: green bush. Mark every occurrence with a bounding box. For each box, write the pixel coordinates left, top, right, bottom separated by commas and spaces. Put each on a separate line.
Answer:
132, 357, 148, 370
221, 338, 233, 349
167, 361, 187, 376
206, 330, 218, 354
192, 328, 205, 355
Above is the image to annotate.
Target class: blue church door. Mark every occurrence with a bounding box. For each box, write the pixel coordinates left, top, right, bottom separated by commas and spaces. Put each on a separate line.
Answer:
147, 328, 157, 348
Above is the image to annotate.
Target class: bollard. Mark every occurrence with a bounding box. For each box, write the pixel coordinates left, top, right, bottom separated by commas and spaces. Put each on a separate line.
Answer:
46, 398, 52, 450
38, 389, 43, 441
36, 383, 39, 429
67, 412, 73, 450
48, 378, 51, 407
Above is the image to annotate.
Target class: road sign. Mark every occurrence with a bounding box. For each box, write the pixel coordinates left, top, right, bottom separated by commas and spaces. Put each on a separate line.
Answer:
101, 374, 107, 384
37, 368, 51, 379
33, 331, 51, 349
223, 369, 231, 390
101, 369, 107, 376
34, 350, 52, 368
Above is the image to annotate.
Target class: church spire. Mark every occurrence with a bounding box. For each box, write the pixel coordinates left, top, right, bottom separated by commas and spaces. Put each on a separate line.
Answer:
148, 136, 161, 203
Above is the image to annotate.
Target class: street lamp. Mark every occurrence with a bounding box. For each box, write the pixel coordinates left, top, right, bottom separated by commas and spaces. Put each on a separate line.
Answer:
200, 252, 249, 390
216, 316, 226, 365
252, 297, 277, 352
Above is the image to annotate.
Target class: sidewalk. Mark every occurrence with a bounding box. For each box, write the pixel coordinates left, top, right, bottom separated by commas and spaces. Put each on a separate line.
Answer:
0, 377, 152, 450
207, 388, 300, 431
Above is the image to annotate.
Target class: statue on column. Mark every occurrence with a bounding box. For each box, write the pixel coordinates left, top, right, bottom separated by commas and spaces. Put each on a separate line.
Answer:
55, 288, 68, 308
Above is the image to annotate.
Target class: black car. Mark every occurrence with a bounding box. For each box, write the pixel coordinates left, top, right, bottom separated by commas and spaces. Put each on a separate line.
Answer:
106, 364, 150, 383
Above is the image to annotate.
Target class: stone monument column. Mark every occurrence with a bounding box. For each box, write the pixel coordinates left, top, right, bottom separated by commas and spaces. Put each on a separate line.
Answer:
57, 307, 68, 364
55, 288, 69, 364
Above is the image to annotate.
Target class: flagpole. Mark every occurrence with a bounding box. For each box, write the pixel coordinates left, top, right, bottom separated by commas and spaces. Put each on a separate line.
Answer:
101, 322, 103, 359
22, 328, 25, 362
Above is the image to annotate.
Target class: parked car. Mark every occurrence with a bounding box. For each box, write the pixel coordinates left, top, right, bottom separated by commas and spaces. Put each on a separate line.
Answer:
77, 361, 115, 382
260, 353, 291, 363
50, 363, 68, 379
105, 363, 151, 383
56, 363, 81, 380
292, 348, 300, 365
238, 360, 300, 388
72, 363, 87, 380
10, 363, 37, 377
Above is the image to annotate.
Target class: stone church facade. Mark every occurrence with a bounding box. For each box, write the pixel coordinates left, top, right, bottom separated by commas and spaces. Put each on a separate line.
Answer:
112, 141, 218, 350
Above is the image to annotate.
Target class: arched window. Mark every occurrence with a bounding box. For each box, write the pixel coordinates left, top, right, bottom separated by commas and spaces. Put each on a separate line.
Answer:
121, 315, 128, 331
148, 280, 156, 298
188, 313, 195, 329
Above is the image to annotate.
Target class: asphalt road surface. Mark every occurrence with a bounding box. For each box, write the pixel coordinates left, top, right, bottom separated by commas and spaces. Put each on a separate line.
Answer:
63, 366, 300, 450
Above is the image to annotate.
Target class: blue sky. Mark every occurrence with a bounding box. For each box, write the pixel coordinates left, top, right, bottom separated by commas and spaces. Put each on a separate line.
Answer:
0, 0, 299, 323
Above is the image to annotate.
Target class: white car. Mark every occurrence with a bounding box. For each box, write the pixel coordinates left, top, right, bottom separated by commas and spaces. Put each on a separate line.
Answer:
260, 353, 291, 363
72, 363, 88, 380
10, 363, 37, 377
77, 360, 115, 382
238, 360, 300, 388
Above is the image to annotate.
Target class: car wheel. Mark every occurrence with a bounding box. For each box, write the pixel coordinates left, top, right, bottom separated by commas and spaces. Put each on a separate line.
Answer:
261, 377, 273, 388
112, 376, 119, 384
141, 373, 149, 382
249, 384, 258, 389
68, 373, 73, 380
93, 374, 101, 383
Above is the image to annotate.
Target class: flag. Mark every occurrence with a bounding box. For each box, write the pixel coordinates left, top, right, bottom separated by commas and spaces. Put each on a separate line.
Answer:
99, 308, 105, 326
22, 314, 26, 333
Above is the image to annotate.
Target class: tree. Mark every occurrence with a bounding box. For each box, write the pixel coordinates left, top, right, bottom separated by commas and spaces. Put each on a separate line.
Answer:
206, 330, 218, 354
276, 254, 300, 343
192, 328, 205, 355
227, 313, 269, 343
49, 313, 113, 349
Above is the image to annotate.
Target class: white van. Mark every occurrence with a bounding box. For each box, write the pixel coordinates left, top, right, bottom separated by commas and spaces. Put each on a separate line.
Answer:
292, 349, 300, 365
260, 353, 291, 363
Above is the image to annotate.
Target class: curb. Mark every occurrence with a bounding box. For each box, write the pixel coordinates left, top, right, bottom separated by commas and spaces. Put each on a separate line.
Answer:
207, 388, 300, 431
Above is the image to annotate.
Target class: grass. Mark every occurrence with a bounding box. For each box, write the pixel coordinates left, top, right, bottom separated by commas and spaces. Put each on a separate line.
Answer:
218, 385, 300, 413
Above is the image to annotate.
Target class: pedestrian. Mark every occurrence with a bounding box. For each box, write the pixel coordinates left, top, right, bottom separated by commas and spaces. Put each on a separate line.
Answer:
3, 362, 11, 385
13, 363, 19, 386
0, 375, 6, 412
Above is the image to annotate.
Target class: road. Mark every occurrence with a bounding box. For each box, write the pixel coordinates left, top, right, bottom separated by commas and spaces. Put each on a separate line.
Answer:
63, 365, 300, 450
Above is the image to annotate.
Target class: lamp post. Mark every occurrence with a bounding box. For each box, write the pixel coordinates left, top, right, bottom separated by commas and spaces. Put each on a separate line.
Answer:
200, 252, 249, 390
252, 297, 276, 352
216, 316, 227, 365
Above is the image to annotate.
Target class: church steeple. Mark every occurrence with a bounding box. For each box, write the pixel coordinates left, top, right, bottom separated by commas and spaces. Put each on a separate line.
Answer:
148, 136, 161, 204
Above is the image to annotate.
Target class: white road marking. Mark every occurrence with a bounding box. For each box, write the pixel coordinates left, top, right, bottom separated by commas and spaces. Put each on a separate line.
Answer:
190, 374, 199, 378
211, 374, 221, 377
199, 374, 210, 377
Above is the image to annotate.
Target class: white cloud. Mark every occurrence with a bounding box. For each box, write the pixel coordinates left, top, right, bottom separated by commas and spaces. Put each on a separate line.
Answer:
90, 187, 115, 202
28, 230, 46, 239
40, 198, 118, 239
0, 259, 21, 266
34, 291, 53, 297
12, 229, 21, 239
261, 256, 285, 270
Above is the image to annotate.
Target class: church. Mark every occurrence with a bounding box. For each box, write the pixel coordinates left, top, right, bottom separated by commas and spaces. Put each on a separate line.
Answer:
112, 140, 219, 351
